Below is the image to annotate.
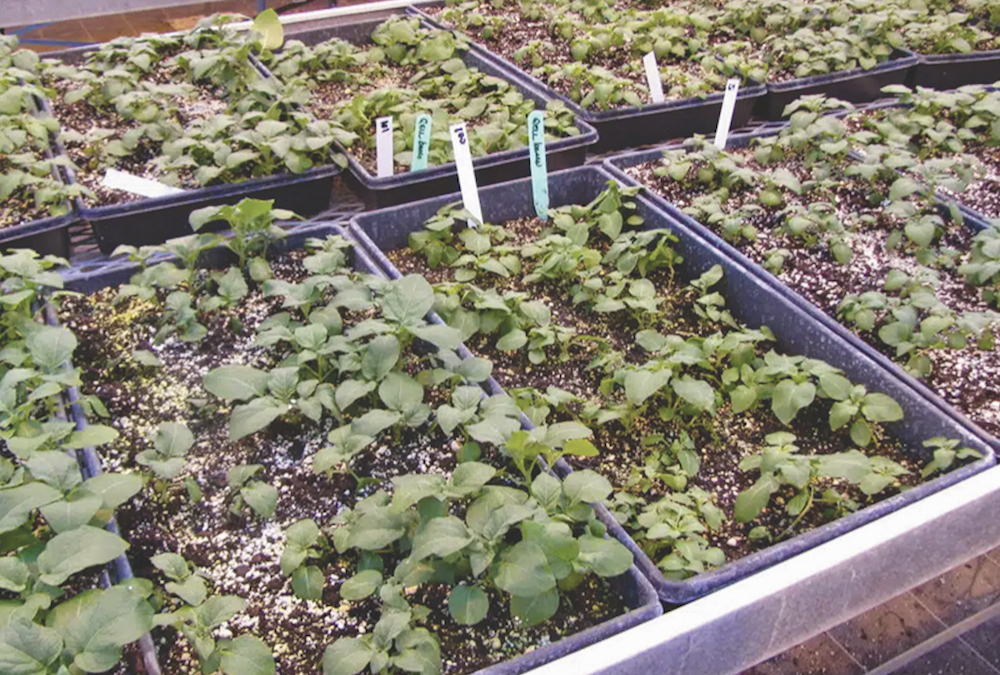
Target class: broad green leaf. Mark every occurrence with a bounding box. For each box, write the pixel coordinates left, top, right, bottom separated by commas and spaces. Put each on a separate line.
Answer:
448, 585, 489, 625
241, 482, 278, 518
38, 526, 128, 586
27, 451, 81, 491
195, 596, 246, 629
578, 535, 632, 577
467, 415, 521, 445
220, 634, 275, 675
509, 586, 559, 625
815, 450, 870, 483
165, 575, 208, 607
62, 424, 119, 450
382, 275, 434, 326
155, 422, 195, 458
734, 475, 780, 523
0, 558, 29, 593
335, 379, 377, 411
27, 326, 76, 372
39, 490, 103, 533
83, 473, 143, 510
0, 483, 61, 534
229, 398, 289, 440
340, 569, 381, 601
361, 335, 400, 381
494, 541, 555, 597
562, 470, 612, 504
132, 349, 162, 367
0, 618, 62, 675
671, 376, 715, 411
351, 409, 401, 437
57, 585, 154, 673
862, 393, 904, 423
624, 369, 671, 406
771, 380, 816, 425
291, 566, 324, 601
150, 552, 190, 581
409, 516, 472, 562
322, 638, 372, 675
378, 372, 423, 411
203, 365, 270, 401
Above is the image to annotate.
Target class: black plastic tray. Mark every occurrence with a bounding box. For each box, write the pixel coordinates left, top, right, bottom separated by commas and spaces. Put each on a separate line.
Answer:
908, 50, 1000, 90
0, 212, 77, 258
265, 17, 598, 209
757, 49, 919, 121
75, 165, 342, 255
348, 164, 996, 604
408, 6, 766, 155
61, 221, 662, 675
603, 131, 1000, 454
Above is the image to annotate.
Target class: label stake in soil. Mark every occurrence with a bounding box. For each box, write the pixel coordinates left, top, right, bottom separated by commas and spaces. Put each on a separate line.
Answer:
101, 169, 187, 198
528, 110, 549, 219
411, 113, 432, 173
643, 52, 665, 104
449, 122, 484, 227
713, 78, 741, 150
376, 116, 394, 178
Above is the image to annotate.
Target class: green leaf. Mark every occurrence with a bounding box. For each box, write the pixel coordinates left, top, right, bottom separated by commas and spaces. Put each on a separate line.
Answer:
448, 585, 489, 625
378, 372, 423, 411
26, 326, 76, 371
38, 526, 128, 586
220, 634, 275, 675
335, 379, 377, 411
815, 450, 870, 483
351, 409, 401, 437
771, 380, 816, 425
132, 350, 162, 367
509, 587, 559, 626
229, 398, 289, 440
382, 275, 434, 327
39, 490, 103, 533
0, 483, 61, 534
151, 552, 190, 581
291, 566, 324, 601
410, 324, 462, 350
861, 393, 904, 423
624, 369, 671, 406
562, 470, 612, 504
195, 596, 246, 629
204, 365, 270, 401
361, 336, 400, 381
496, 329, 528, 351
155, 422, 195, 458
56, 585, 154, 672
62, 424, 119, 450
467, 415, 521, 445
0, 618, 62, 675
409, 516, 472, 562
671, 376, 715, 411
241, 482, 278, 518
578, 535, 632, 577
494, 541, 556, 597
734, 475, 779, 523
322, 638, 372, 675
252, 8, 285, 50
166, 576, 208, 607
340, 569, 382, 601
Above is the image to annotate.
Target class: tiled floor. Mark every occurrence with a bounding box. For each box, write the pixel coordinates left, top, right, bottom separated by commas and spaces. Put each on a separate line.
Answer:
742, 544, 1000, 675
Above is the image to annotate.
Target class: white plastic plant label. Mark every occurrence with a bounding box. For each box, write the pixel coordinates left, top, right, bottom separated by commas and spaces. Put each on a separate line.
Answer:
102, 169, 186, 198
449, 122, 484, 227
643, 52, 665, 104
713, 78, 741, 150
376, 116, 394, 178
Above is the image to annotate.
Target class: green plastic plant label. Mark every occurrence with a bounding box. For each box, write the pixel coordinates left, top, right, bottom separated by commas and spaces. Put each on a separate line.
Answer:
376, 116, 393, 178
449, 122, 484, 227
410, 114, 432, 172
713, 79, 741, 150
528, 110, 549, 219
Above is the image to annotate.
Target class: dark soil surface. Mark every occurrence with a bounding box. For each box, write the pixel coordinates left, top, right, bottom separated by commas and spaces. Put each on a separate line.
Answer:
59, 250, 628, 675
626, 148, 1000, 438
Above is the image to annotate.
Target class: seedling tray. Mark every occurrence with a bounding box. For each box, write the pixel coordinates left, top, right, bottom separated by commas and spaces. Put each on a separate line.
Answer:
61, 221, 662, 675
35, 56, 345, 256
603, 130, 1000, 453
265, 17, 597, 209
908, 49, 1000, 90
756, 49, 919, 121
408, 6, 766, 155
348, 165, 995, 603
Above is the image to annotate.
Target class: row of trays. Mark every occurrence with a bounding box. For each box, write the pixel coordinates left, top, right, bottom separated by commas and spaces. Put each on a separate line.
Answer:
7, 12, 1000, 260
56, 156, 999, 674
